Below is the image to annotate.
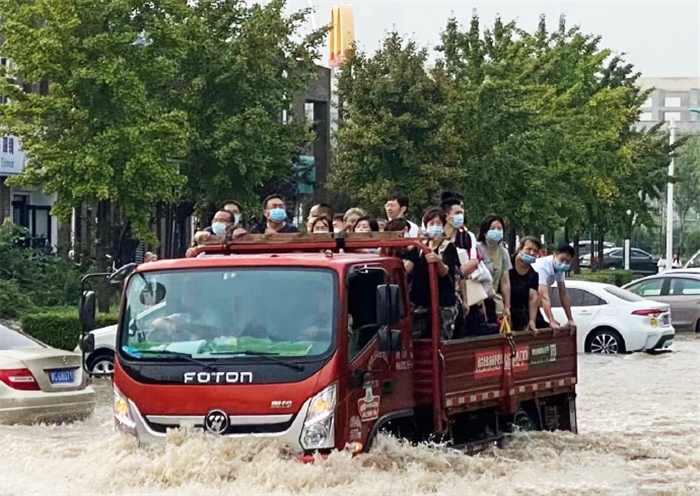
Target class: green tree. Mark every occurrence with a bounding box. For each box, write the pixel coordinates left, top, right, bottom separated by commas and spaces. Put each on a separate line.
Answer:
0, 0, 326, 240
328, 33, 464, 216
180, 0, 326, 216
0, 0, 191, 242
674, 135, 700, 257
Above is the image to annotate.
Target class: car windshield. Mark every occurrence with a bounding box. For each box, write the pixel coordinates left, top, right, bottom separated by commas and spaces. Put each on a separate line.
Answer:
120, 268, 336, 360
0, 325, 45, 350
604, 285, 646, 302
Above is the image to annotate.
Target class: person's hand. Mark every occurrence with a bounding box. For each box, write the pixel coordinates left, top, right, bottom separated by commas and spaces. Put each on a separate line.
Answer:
550, 319, 561, 337
265, 227, 278, 236
425, 252, 441, 264
185, 247, 197, 258
233, 228, 247, 239
566, 319, 577, 335
195, 231, 211, 244
502, 307, 511, 319
528, 321, 539, 335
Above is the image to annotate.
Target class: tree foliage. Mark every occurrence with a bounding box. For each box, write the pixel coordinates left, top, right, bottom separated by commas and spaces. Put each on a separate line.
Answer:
0, 0, 325, 240
331, 13, 675, 246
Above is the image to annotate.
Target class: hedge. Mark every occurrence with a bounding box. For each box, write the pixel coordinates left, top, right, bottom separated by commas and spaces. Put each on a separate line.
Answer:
21, 308, 119, 351
568, 269, 635, 287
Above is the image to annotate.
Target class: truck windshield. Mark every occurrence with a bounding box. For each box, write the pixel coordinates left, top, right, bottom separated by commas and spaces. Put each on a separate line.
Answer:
119, 268, 336, 360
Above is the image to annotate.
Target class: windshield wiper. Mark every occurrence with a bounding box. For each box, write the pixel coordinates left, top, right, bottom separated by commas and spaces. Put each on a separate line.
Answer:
209, 351, 304, 371
128, 349, 217, 371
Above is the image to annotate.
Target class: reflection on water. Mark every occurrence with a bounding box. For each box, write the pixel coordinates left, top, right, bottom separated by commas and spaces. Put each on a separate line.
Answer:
1, 336, 698, 496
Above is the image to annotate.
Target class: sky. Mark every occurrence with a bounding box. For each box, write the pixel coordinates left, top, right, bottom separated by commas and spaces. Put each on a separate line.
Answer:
278, 0, 700, 78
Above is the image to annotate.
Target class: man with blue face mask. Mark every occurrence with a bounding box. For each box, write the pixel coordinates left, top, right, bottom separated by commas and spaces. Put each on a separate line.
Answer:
251, 194, 298, 234
532, 243, 576, 333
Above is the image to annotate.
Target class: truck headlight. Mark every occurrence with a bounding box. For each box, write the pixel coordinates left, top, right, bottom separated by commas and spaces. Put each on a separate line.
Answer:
114, 388, 136, 432
300, 383, 337, 450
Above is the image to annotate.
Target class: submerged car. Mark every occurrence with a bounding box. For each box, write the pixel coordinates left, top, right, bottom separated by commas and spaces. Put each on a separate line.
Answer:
624, 271, 700, 333
1, 324, 95, 424
549, 280, 675, 354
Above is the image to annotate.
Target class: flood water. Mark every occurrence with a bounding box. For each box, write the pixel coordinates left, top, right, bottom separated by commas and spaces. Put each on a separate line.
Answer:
1, 335, 698, 496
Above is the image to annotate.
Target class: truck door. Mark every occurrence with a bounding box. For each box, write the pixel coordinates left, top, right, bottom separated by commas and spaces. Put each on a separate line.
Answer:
344, 265, 412, 449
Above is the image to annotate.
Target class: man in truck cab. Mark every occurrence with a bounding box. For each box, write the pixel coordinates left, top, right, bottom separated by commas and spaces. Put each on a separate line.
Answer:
533, 243, 576, 332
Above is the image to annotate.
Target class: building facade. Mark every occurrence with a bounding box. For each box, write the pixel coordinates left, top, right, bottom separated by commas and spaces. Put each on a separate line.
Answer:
636, 77, 700, 136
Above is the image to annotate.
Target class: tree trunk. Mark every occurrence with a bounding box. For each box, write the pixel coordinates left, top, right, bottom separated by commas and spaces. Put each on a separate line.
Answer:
572, 232, 581, 274
596, 224, 606, 272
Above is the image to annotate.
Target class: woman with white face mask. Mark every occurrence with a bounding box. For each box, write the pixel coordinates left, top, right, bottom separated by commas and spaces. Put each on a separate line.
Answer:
476, 214, 512, 324
509, 237, 542, 331
403, 207, 460, 340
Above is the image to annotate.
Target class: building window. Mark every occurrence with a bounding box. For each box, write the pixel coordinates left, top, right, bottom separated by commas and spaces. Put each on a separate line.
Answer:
639, 112, 653, 121
664, 97, 681, 107
642, 97, 653, 108
305, 102, 315, 124
664, 112, 681, 122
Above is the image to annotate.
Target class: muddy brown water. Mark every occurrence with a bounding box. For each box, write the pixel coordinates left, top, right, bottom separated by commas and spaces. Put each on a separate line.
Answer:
1, 335, 698, 496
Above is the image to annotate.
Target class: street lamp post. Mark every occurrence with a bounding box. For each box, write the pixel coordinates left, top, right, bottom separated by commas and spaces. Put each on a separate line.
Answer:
666, 118, 676, 271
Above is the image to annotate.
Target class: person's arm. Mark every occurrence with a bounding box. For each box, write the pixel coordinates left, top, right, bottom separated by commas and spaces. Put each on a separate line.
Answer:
538, 284, 560, 329
558, 282, 575, 327
461, 259, 479, 276
425, 252, 449, 277
500, 272, 511, 319
193, 230, 211, 245
528, 288, 539, 332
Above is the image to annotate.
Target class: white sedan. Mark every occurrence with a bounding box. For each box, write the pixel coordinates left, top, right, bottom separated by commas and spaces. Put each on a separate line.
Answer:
548, 280, 675, 354
1, 324, 95, 424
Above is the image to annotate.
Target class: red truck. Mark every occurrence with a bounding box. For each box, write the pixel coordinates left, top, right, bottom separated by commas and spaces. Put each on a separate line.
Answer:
79, 233, 577, 455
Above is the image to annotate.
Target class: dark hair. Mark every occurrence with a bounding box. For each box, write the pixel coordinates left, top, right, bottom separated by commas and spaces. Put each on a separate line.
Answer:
214, 209, 236, 224
353, 216, 379, 232
422, 207, 447, 228
310, 215, 331, 232
440, 197, 462, 213
555, 243, 576, 258
517, 236, 542, 252
262, 194, 284, 210
477, 214, 506, 243
384, 218, 409, 232
333, 213, 345, 222
310, 203, 334, 219
220, 199, 242, 211
440, 191, 464, 203
387, 193, 409, 212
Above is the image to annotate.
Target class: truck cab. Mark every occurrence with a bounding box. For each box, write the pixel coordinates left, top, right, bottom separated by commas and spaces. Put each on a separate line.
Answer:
81, 232, 577, 454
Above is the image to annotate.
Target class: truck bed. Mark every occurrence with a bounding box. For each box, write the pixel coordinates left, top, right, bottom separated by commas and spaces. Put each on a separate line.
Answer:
413, 329, 577, 415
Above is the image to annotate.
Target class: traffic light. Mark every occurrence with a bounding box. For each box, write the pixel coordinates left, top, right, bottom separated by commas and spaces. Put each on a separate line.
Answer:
329, 4, 354, 68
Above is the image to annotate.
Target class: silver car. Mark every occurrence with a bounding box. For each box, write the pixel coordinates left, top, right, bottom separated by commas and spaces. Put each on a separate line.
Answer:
623, 271, 700, 332
0, 324, 95, 423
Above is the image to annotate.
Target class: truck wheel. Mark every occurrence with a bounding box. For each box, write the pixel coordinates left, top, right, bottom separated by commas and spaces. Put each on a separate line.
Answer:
586, 328, 626, 354
509, 404, 540, 432
88, 351, 114, 374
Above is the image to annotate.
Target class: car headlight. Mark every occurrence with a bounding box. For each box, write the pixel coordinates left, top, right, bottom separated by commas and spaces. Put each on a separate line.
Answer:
300, 383, 337, 450
114, 388, 136, 431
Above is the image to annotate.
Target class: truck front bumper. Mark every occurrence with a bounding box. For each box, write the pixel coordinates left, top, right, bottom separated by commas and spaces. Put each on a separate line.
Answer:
119, 395, 313, 452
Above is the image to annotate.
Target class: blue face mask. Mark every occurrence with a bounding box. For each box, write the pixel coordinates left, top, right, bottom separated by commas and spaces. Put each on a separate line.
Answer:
555, 262, 571, 272
487, 229, 503, 242
211, 222, 227, 235
426, 225, 444, 238
452, 214, 464, 229
269, 208, 287, 223
521, 253, 537, 265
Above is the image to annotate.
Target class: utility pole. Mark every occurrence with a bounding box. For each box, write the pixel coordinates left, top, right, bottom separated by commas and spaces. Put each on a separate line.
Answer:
665, 118, 676, 272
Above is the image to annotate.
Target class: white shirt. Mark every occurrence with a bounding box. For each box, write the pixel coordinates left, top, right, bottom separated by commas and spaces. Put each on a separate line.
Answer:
533, 255, 565, 287
406, 220, 420, 238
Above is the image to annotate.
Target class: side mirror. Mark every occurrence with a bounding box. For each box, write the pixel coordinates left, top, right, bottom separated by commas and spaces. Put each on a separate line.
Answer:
79, 291, 96, 333
109, 263, 138, 285
376, 284, 400, 326
79, 333, 95, 354
377, 328, 402, 354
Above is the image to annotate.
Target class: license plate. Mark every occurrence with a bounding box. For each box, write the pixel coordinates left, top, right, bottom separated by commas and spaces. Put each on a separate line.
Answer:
50, 369, 74, 384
